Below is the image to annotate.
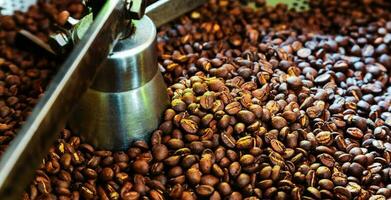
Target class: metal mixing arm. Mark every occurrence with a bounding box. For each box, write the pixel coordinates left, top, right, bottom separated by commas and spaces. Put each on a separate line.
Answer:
0, 1, 129, 198
0, 0, 206, 198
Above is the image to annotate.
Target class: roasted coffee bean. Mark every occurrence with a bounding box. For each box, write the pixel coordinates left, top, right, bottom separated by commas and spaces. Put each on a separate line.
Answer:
226, 102, 242, 115
316, 166, 331, 179
319, 179, 334, 190
216, 182, 231, 196
318, 153, 335, 167
270, 139, 286, 154
346, 127, 364, 139
237, 110, 256, 124
287, 76, 303, 89
260, 166, 272, 179
236, 136, 254, 150
196, 185, 214, 196
306, 187, 321, 199
334, 186, 352, 200
271, 116, 288, 129
180, 119, 198, 134
297, 48, 312, 58
200, 174, 219, 187
152, 144, 169, 161
25, 0, 391, 199
236, 173, 250, 188
315, 131, 332, 145
133, 160, 149, 175
269, 151, 285, 167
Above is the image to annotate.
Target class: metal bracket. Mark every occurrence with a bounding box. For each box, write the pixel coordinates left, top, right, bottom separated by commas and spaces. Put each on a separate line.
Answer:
50, 0, 147, 55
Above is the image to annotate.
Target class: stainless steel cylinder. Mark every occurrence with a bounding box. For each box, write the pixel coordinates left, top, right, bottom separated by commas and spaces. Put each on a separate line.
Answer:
68, 16, 169, 150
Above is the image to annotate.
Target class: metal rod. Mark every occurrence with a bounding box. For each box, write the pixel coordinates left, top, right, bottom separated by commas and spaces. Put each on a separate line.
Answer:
0, 0, 126, 198
146, 0, 208, 27
16, 30, 57, 57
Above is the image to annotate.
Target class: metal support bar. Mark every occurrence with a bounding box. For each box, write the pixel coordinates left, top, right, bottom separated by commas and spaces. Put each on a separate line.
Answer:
146, 0, 207, 27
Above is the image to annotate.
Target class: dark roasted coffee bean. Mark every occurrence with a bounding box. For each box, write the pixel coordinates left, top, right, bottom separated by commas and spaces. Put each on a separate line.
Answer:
24, 1, 391, 200
334, 186, 352, 200
152, 144, 169, 161
133, 160, 149, 175
237, 110, 256, 124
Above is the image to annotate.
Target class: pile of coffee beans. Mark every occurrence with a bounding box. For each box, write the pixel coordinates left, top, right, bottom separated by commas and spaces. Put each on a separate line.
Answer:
0, 0, 85, 156
19, 0, 391, 199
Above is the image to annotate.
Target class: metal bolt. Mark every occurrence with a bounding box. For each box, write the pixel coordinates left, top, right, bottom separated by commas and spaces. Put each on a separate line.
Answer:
49, 32, 71, 55
127, 0, 146, 20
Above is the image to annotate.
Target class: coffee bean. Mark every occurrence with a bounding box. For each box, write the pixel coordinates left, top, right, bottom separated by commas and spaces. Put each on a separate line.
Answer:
226, 102, 242, 115
221, 132, 236, 148
287, 76, 303, 89
346, 127, 364, 139
218, 182, 232, 196
229, 192, 243, 200
316, 166, 331, 179
260, 166, 272, 179
239, 154, 255, 166
319, 179, 334, 190
318, 153, 335, 168
236, 136, 254, 150
346, 182, 361, 196
348, 162, 364, 177
332, 171, 348, 186
269, 151, 285, 167
297, 48, 312, 58
270, 139, 286, 154
133, 160, 149, 175
200, 92, 215, 110
196, 185, 214, 196
201, 175, 219, 187
236, 173, 250, 188
334, 186, 352, 200
24, 1, 391, 200
307, 187, 321, 199
271, 116, 288, 129
314, 73, 331, 85
229, 162, 241, 177
180, 119, 198, 134
152, 144, 169, 161
237, 110, 256, 124
186, 168, 201, 185
200, 156, 213, 174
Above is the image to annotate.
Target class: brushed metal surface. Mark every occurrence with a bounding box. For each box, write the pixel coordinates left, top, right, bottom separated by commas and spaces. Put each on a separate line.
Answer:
91, 16, 158, 92
70, 71, 168, 150
69, 16, 169, 150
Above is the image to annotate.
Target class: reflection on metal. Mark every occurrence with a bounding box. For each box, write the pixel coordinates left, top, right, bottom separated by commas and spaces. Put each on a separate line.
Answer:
69, 16, 169, 150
